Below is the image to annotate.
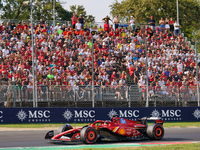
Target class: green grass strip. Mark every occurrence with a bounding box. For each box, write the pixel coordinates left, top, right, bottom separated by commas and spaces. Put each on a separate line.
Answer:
0, 142, 200, 150
1, 122, 200, 128
0, 143, 155, 150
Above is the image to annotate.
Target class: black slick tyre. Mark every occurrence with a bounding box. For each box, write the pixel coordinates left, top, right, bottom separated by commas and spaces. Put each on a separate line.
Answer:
80, 126, 98, 144
147, 124, 164, 140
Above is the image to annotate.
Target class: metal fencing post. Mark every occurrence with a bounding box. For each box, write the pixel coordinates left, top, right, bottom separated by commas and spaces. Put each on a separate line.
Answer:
177, 0, 179, 24
195, 38, 200, 106
128, 86, 130, 107
145, 37, 149, 107
91, 33, 95, 107
30, 1, 36, 107
34, 34, 38, 107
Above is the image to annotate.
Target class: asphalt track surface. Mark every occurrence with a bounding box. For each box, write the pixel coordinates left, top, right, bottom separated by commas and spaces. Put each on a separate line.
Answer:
0, 128, 200, 149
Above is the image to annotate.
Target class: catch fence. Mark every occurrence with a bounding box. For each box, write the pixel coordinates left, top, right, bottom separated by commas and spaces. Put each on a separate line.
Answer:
0, 85, 199, 108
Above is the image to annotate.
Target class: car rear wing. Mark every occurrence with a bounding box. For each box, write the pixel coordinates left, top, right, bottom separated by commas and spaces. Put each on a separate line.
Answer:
138, 117, 164, 125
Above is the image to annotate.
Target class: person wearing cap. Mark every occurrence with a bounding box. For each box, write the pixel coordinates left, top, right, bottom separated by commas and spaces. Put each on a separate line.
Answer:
22, 22, 29, 30
61, 24, 66, 31
78, 14, 85, 29
55, 22, 61, 31
71, 13, 77, 29
129, 16, 135, 31
148, 16, 155, 32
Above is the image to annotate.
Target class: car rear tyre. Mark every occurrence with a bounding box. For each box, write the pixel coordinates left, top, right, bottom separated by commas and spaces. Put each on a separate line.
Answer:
147, 124, 164, 140
57, 124, 73, 134
80, 126, 98, 144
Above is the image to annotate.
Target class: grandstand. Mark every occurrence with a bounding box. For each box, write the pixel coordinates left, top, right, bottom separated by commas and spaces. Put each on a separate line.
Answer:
0, 18, 199, 108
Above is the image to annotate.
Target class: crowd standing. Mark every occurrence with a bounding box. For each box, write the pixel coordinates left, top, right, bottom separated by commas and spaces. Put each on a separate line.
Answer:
0, 15, 198, 102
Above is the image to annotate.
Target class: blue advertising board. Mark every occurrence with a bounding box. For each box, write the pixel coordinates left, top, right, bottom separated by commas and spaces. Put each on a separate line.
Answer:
0, 107, 200, 123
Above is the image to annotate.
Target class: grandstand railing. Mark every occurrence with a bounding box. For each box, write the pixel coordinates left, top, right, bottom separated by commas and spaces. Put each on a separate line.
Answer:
0, 85, 199, 108
0, 19, 20, 25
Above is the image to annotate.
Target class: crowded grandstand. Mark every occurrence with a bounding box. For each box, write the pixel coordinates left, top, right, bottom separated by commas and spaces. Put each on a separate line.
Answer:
0, 15, 198, 106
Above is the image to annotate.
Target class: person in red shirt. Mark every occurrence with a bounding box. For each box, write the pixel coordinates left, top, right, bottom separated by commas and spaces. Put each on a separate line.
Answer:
21, 22, 28, 31
14, 71, 22, 79
154, 82, 161, 94
177, 79, 182, 87
160, 72, 167, 82
16, 22, 22, 30
115, 28, 120, 36
149, 74, 155, 83
169, 18, 174, 33
71, 13, 77, 29
105, 80, 111, 86
129, 65, 135, 77
41, 26, 47, 34
0, 23, 3, 33
104, 21, 109, 32
110, 71, 116, 81
24, 61, 31, 70
109, 28, 114, 37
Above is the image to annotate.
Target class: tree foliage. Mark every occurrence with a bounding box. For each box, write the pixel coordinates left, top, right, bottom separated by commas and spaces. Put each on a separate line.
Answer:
110, 0, 200, 39
0, 0, 72, 21
70, 5, 95, 23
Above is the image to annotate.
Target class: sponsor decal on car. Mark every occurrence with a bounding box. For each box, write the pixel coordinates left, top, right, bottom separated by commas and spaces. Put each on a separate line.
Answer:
120, 118, 126, 124
72, 133, 81, 140
112, 127, 119, 133
118, 128, 125, 135
60, 136, 71, 140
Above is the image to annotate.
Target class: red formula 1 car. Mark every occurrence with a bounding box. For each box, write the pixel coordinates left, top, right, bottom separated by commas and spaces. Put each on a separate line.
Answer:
45, 116, 164, 144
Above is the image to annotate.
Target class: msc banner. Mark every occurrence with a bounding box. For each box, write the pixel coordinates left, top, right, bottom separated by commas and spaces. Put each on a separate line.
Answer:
0, 107, 200, 123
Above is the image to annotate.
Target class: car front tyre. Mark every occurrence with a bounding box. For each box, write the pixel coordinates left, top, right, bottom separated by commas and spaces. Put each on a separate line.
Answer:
80, 126, 98, 144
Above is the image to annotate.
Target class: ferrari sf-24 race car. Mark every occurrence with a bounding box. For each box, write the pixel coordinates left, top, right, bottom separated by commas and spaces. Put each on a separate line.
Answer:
45, 116, 165, 144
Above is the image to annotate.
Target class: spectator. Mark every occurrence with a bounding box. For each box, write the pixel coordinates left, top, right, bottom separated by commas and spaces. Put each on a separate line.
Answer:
102, 15, 112, 24
169, 18, 174, 33
165, 17, 170, 33
159, 17, 165, 33
129, 16, 135, 31
71, 13, 77, 29
174, 20, 180, 35
78, 14, 85, 29
148, 16, 155, 32
113, 15, 120, 30
75, 20, 82, 31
